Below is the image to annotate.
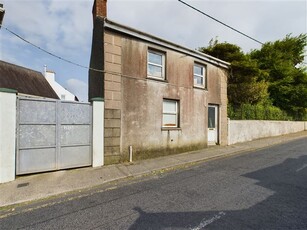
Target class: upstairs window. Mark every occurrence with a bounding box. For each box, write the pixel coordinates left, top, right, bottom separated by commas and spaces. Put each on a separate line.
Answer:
162, 99, 179, 128
194, 64, 206, 88
148, 50, 165, 80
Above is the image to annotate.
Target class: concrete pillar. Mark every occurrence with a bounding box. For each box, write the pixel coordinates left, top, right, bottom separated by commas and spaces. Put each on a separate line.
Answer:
91, 98, 104, 167
0, 88, 17, 183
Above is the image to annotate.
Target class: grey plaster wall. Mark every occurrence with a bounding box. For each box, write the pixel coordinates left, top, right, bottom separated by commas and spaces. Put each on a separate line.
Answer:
119, 34, 228, 160
228, 120, 307, 145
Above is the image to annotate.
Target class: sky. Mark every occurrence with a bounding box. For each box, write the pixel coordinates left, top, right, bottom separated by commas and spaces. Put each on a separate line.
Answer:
0, 0, 306, 102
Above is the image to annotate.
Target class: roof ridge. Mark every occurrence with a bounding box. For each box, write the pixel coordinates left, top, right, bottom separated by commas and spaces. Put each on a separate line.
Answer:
0, 60, 42, 75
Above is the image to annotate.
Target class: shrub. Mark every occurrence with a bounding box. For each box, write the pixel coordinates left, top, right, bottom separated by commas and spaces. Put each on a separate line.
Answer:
228, 104, 292, 120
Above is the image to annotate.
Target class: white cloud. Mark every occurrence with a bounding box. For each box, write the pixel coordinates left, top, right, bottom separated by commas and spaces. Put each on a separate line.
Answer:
3, 1, 58, 45
65, 78, 88, 102
1, 0, 305, 99
48, 0, 92, 53
2, 0, 92, 56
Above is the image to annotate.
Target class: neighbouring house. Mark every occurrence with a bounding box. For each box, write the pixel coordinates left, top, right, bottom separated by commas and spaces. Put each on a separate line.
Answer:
89, 0, 230, 164
0, 60, 59, 99
44, 66, 78, 101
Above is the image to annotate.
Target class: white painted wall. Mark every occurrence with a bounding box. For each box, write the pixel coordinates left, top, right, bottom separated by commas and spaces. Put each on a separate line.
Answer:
92, 99, 104, 167
44, 68, 76, 101
0, 90, 16, 183
228, 120, 306, 145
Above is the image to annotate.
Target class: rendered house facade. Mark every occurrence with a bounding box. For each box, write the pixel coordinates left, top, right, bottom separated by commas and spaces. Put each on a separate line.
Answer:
89, 0, 230, 164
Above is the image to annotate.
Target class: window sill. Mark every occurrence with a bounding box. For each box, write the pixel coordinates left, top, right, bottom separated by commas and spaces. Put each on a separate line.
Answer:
147, 76, 167, 83
193, 85, 206, 90
161, 127, 181, 131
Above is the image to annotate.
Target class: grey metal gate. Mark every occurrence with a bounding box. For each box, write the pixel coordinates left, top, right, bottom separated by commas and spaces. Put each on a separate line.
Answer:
16, 97, 92, 175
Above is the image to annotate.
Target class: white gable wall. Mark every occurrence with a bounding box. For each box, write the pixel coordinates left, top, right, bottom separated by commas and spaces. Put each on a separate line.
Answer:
44, 70, 76, 101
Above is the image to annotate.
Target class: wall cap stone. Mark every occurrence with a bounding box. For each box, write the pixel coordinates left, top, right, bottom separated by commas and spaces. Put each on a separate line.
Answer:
90, 97, 104, 102
0, 88, 18, 94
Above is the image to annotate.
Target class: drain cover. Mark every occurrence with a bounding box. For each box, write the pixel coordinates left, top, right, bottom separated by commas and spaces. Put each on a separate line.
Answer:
17, 182, 29, 188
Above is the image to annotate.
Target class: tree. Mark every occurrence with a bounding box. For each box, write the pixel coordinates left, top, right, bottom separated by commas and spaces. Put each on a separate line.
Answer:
251, 34, 307, 120
200, 35, 307, 120
200, 39, 269, 107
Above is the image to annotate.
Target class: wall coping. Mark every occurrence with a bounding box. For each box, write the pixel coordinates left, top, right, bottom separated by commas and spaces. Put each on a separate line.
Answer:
0, 88, 18, 94
90, 97, 104, 102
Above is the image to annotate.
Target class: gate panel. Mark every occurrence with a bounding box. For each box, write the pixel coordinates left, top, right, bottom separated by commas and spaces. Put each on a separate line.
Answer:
59, 102, 92, 169
60, 103, 91, 124
17, 98, 57, 174
60, 125, 91, 145
59, 146, 92, 169
19, 125, 56, 148
18, 149, 57, 173
19, 100, 56, 123
16, 97, 92, 175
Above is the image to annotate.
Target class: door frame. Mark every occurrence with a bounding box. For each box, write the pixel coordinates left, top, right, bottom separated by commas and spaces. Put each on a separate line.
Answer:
207, 104, 219, 145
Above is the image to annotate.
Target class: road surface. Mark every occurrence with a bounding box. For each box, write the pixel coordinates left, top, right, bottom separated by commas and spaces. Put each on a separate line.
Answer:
1, 138, 306, 229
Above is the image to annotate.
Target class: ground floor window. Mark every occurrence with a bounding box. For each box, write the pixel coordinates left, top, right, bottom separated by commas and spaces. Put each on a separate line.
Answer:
162, 99, 179, 128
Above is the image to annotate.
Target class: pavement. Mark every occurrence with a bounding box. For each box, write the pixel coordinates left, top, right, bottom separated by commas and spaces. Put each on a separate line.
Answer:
0, 131, 306, 208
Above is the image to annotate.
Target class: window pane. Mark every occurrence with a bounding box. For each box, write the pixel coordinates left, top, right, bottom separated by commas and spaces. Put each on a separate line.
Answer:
148, 64, 162, 77
194, 65, 203, 76
194, 76, 203, 86
208, 107, 216, 128
163, 114, 177, 127
163, 100, 176, 113
149, 52, 162, 65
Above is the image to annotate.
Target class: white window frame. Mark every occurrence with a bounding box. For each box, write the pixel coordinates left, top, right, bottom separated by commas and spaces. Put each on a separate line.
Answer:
162, 99, 179, 128
147, 49, 165, 80
193, 63, 206, 88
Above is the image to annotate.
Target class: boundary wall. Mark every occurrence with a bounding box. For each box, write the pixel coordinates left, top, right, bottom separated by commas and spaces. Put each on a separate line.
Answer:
228, 120, 307, 145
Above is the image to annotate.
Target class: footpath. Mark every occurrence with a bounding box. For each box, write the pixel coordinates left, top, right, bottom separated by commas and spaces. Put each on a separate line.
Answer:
0, 131, 306, 208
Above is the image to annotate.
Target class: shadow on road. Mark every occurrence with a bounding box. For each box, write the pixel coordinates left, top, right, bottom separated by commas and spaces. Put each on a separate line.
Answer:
129, 155, 307, 229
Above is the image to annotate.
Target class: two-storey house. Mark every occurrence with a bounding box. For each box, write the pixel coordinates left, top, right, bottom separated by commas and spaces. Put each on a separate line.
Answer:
89, 0, 230, 164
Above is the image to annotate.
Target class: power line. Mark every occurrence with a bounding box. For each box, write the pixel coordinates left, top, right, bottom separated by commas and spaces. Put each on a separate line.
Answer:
178, 0, 264, 45
3, 25, 214, 89
3, 26, 104, 73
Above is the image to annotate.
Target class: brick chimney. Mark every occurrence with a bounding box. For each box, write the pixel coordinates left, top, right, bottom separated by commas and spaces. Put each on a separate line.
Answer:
93, 0, 107, 21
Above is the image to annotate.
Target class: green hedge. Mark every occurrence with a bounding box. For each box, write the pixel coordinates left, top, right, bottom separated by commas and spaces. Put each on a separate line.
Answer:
228, 104, 292, 120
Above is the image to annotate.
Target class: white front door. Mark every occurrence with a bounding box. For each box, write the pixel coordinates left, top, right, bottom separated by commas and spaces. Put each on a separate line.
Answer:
208, 105, 218, 145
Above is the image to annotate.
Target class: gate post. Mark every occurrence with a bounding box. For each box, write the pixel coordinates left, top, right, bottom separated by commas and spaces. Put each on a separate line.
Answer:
0, 88, 17, 183
91, 98, 104, 167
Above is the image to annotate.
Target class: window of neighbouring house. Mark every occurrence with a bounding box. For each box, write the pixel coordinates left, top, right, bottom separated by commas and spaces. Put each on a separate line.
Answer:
162, 99, 179, 128
148, 50, 165, 80
194, 63, 206, 88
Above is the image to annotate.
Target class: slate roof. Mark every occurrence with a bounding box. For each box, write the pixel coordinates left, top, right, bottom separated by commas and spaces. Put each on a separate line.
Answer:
0, 60, 59, 99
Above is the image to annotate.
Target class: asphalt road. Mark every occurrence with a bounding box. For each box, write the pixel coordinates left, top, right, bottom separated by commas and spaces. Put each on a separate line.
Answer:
1, 138, 306, 229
